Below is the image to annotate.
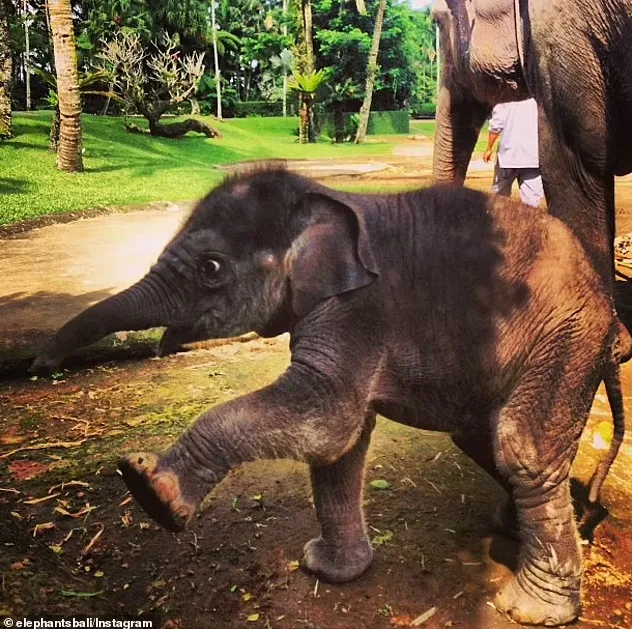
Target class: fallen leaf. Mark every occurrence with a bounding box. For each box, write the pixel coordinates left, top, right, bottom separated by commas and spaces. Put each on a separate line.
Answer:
287, 560, 300, 572
369, 479, 392, 491
2, 441, 87, 461
242, 593, 252, 602
8, 460, 51, 481
61, 591, 103, 598
411, 606, 437, 626
25, 493, 60, 505
246, 614, 259, 622
32, 522, 55, 536
48, 480, 90, 494
81, 524, 104, 555
371, 530, 393, 547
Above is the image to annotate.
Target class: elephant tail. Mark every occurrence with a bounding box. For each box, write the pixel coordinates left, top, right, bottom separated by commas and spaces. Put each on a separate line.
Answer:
588, 358, 625, 504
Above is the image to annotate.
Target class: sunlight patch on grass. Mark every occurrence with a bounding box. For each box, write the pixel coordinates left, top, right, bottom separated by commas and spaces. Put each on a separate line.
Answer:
0, 112, 416, 225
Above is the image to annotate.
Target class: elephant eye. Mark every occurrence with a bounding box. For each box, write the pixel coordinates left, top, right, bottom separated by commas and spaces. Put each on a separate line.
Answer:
201, 258, 222, 277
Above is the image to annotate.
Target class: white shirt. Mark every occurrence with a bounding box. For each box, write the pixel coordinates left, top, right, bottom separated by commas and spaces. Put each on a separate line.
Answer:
489, 98, 539, 169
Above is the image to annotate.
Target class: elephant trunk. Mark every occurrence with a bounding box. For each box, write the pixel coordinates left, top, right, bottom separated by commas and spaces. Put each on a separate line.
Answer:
432, 84, 491, 184
31, 269, 186, 373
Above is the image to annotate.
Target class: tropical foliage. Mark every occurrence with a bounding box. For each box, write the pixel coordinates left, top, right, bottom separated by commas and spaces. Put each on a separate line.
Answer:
5, 0, 437, 119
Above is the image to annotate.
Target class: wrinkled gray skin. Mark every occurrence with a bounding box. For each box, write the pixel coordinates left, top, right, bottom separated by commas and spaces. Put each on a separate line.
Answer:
432, 0, 632, 294
33, 171, 626, 626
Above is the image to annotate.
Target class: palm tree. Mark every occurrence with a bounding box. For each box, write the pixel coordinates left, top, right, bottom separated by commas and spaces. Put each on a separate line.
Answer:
0, 0, 12, 139
289, 68, 328, 144
271, 49, 293, 117
48, 0, 83, 172
355, 0, 387, 144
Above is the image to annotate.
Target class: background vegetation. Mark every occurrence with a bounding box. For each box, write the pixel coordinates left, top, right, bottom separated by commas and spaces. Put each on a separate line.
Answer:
1, 111, 441, 224
5, 0, 438, 120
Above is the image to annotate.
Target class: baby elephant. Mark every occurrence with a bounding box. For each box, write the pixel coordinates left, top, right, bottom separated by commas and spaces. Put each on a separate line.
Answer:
33, 170, 626, 626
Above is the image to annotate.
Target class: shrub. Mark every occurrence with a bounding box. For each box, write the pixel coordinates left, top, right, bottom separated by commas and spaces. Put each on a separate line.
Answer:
410, 102, 436, 119
365, 110, 410, 134
318, 110, 409, 140
234, 101, 296, 118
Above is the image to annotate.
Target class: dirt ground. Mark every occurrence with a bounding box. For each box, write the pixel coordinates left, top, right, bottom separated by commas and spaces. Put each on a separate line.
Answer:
1, 143, 632, 629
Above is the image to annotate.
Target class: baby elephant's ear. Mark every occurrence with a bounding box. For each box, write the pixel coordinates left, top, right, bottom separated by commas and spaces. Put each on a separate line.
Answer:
289, 191, 379, 317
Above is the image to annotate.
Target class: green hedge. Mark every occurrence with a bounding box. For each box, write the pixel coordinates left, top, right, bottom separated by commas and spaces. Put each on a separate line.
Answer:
410, 102, 436, 118
365, 110, 410, 134
320, 110, 410, 138
234, 100, 297, 117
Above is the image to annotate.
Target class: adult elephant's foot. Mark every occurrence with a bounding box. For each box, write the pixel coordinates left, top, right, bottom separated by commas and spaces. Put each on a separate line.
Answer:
301, 535, 373, 584
119, 452, 196, 532
490, 498, 519, 540
495, 574, 580, 626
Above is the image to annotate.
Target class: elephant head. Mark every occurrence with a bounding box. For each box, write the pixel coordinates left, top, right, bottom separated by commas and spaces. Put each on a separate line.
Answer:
432, 0, 529, 182
31, 169, 378, 373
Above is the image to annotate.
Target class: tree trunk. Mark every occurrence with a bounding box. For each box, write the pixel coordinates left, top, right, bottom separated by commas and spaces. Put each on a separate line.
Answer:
0, 0, 12, 138
298, 94, 309, 144
189, 96, 200, 115
282, 0, 288, 117
101, 79, 114, 115
23, 0, 31, 110
210, 0, 222, 120
49, 0, 83, 172
334, 103, 345, 143
126, 117, 221, 139
302, 0, 314, 72
49, 107, 60, 151
355, 0, 386, 144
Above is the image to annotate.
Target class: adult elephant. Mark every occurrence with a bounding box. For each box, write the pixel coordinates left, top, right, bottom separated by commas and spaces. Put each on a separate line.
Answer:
432, 0, 632, 295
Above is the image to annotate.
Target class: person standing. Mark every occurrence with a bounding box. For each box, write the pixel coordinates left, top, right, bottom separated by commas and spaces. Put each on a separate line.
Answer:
483, 98, 544, 207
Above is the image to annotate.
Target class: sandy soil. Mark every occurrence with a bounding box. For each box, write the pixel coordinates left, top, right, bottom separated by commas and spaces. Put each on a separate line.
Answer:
1, 142, 632, 628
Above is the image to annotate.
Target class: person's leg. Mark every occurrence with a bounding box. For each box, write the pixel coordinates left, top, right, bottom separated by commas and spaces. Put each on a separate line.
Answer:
492, 163, 516, 196
518, 169, 545, 207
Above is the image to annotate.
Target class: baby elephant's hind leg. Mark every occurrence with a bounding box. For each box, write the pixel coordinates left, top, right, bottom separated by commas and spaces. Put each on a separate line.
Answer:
492, 367, 601, 626
451, 430, 518, 538
302, 414, 376, 584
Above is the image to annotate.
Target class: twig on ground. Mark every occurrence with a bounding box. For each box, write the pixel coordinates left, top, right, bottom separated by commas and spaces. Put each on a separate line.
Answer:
0, 439, 88, 459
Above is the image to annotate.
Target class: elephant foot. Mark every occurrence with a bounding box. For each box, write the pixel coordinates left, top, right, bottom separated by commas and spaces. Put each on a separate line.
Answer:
490, 498, 520, 540
301, 535, 373, 584
118, 452, 195, 533
495, 576, 580, 626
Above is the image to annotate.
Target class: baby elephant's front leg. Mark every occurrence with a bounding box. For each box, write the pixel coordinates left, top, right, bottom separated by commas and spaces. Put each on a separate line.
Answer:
302, 414, 376, 583
119, 366, 370, 534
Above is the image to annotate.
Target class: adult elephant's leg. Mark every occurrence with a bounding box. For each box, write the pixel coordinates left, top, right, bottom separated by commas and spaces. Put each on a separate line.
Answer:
537, 107, 615, 292
433, 85, 491, 183
302, 413, 376, 583
492, 363, 601, 626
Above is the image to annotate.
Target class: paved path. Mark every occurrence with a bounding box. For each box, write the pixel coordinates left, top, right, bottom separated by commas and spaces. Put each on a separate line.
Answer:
0, 203, 191, 353
0, 156, 438, 356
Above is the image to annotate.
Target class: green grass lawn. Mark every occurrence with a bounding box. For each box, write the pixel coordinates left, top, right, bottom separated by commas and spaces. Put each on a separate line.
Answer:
0, 111, 417, 225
